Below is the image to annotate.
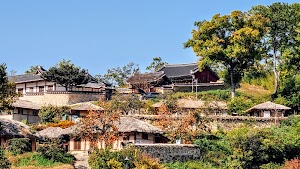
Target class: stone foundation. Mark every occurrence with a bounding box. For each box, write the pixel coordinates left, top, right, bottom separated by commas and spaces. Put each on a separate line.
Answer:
132, 144, 202, 163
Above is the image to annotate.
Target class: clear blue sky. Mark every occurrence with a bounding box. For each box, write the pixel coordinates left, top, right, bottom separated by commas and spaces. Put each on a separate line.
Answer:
1, 0, 298, 75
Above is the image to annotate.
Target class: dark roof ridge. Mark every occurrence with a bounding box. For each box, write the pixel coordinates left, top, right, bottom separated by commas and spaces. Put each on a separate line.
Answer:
163, 62, 198, 67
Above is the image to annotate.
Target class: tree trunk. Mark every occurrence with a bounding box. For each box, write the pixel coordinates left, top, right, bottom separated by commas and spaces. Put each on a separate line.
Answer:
230, 67, 236, 98
273, 49, 279, 96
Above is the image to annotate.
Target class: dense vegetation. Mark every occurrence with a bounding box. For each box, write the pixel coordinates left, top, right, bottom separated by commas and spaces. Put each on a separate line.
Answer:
167, 116, 300, 169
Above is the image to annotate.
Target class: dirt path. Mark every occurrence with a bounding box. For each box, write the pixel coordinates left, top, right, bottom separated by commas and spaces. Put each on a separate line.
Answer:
72, 151, 89, 169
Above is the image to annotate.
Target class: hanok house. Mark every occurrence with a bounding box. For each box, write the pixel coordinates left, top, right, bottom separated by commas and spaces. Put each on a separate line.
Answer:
38, 117, 166, 151
127, 63, 224, 93
0, 118, 36, 151
246, 101, 291, 118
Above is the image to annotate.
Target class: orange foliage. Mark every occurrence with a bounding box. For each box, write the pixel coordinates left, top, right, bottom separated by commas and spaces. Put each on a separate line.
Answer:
154, 103, 206, 144
77, 109, 120, 148
283, 158, 300, 169
47, 120, 75, 129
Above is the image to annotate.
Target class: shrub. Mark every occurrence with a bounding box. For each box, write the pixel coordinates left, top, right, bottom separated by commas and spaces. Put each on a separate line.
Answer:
47, 120, 75, 129
0, 147, 11, 169
227, 96, 254, 115
260, 162, 282, 169
7, 138, 31, 155
39, 105, 70, 123
88, 147, 163, 169
37, 139, 75, 163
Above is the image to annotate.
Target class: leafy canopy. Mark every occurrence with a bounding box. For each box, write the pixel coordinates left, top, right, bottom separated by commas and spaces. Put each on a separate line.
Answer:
184, 11, 268, 97
146, 57, 167, 72
41, 60, 90, 90
0, 63, 17, 111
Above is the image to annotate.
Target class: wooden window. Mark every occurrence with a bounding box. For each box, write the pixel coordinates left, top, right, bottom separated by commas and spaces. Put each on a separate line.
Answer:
33, 110, 38, 116
142, 133, 148, 140
18, 109, 23, 114
47, 85, 53, 91
29, 87, 33, 92
73, 139, 81, 150
17, 88, 23, 94
39, 86, 44, 92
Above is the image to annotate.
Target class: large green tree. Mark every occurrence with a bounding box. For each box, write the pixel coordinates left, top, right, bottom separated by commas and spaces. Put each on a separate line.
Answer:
41, 60, 90, 91
96, 62, 139, 86
25, 65, 40, 74
146, 57, 167, 72
184, 11, 268, 98
251, 2, 300, 96
0, 63, 16, 112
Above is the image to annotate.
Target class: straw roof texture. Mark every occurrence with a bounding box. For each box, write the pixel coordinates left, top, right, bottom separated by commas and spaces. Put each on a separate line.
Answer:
152, 99, 227, 109
70, 102, 103, 111
0, 118, 34, 138
246, 101, 291, 113
38, 126, 76, 138
12, 100, 42, 110
38, 117, 163, 138
116, 116, 163, 134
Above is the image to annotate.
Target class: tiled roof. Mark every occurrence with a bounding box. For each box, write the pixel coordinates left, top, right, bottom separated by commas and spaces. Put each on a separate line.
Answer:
8, 74, 44, 83
158, 63, 198, 78
127, 72, 166, 84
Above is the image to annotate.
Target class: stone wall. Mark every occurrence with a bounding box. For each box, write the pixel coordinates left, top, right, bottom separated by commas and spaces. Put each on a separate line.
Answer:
20, 92, 105, 106
132, 144, 202, 163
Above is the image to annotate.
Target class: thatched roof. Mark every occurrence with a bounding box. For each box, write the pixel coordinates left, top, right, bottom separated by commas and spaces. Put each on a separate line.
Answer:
152, 99, 227, 109
0, 118, 34, 138
246, 101, 291, 113
12, 100, 42, 110
70, 102, 103, 111
116, 116, 163, 134
38, 117, 163, 139
38, 126, 76, 138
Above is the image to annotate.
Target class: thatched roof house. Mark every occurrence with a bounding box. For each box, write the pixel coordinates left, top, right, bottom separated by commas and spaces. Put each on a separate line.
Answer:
0, 118, 35, 138
38, 126, 75, 139
246, 101, 291, 117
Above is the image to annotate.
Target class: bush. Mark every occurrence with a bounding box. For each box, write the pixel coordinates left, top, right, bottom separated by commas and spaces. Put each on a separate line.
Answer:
0, 147, 11, 169
39, 105, 70, 123
37, 139, 75, 163
88, 147, 163, 169
227, 96, 254, 115
7, 138, 31, 155
47, 120, 75, 129
282, 158, 300, 169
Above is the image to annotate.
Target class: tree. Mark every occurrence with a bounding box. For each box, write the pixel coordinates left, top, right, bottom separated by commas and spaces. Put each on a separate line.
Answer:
0, 63, 17, 112
96, 62, 139, 86
41, 60, 90, 91
251, 2, 300, 96
77, 104, 120, 148
39, 105, 70, 123
146, 57, 167, 72
184, 11, 268, 98
109, 94, 144, 115
25, 65, 40, 74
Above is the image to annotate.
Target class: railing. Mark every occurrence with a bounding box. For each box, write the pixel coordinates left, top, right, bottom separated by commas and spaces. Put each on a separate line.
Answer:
25, 90, 104, 96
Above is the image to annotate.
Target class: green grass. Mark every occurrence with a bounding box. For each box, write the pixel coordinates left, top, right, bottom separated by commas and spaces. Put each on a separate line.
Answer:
7, 152, 69, 168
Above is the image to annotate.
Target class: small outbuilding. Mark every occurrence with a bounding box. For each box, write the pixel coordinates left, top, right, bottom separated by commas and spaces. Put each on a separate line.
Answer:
246, 101, 291, 117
